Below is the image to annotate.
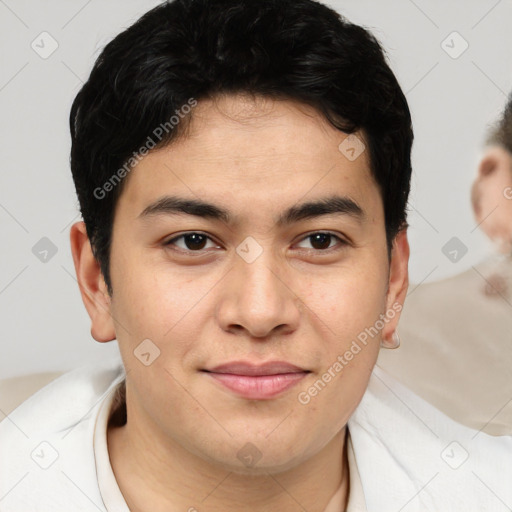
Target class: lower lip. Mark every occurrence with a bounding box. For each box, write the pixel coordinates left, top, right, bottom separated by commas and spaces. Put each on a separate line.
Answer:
205, 372, 308, 399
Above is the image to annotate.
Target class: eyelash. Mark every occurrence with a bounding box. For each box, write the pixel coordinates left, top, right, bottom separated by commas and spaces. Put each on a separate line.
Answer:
163, 231, 349, 255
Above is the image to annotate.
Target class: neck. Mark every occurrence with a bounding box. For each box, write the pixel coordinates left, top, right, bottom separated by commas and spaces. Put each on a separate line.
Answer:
107, 389, 349, 512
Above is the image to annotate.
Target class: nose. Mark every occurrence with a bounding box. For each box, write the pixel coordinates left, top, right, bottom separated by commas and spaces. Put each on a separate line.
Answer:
215, 249, 301, 339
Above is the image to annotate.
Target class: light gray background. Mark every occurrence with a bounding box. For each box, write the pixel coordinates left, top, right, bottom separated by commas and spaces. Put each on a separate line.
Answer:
1, 0, 510, 378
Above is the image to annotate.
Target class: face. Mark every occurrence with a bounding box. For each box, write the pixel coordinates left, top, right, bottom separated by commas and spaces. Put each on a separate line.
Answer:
471, 145, 512, 253
73, 94, 408, 474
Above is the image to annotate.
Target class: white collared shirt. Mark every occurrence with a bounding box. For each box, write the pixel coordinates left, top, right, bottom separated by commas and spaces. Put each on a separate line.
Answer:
1, 353, 511, 511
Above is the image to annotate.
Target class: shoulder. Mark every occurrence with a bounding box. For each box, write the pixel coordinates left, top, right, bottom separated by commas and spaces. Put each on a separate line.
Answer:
402, 256, 512, 313
0, 354, 125, 511
348, 366, 512, 511
0, 371, 64, 416
377, 255, 512, 434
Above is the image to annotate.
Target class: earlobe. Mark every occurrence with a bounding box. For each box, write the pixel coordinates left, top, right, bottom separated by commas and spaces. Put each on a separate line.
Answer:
69, 221, 116, 343
381, 228, 409, 349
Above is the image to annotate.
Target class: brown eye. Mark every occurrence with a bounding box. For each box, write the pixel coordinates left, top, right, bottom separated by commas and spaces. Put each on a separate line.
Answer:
310, 233, 332, 250
296, 232, 347, 251
164, 233, 216, 251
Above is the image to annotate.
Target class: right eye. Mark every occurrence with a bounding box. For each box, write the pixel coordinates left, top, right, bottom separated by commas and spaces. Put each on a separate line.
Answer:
163, 232, 221, 253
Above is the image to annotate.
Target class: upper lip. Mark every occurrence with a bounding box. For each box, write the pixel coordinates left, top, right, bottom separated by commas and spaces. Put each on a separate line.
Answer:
204, 361, 309, 376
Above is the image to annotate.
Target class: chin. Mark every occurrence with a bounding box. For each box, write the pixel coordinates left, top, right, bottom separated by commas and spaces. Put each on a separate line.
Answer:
228, 448, 309, 476
199, 429, 315, 475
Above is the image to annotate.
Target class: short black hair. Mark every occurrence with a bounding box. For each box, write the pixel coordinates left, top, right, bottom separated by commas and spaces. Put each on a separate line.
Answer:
486, 92, 512, 155
70, 0, 413, 296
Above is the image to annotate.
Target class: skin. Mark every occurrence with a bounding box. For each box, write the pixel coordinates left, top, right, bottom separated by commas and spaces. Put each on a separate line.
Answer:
70, 94, 409, 512
471, 145, 512, 253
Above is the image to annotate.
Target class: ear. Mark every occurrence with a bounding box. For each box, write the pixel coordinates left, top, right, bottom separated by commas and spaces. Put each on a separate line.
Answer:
69, 221, 116, 343
477, 145, 512, 178
381, 228, 409, 348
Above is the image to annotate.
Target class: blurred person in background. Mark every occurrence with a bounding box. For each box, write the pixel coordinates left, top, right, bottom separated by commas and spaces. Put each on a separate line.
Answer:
378, 93, 512, 435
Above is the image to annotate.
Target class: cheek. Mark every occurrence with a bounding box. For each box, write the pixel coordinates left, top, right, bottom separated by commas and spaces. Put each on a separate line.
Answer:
303, 261, 386, 380
297, 266, 385, 400
478, 179, 512, 236
504, 201, 512, 225
109, 268, 205, 424
305, 260, 387, 332
111, 240, 192, 326
498, 172, 512, 223
112, 271, 205, 349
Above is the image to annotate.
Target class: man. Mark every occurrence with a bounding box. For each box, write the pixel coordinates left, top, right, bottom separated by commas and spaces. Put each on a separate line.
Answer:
1, 1, 511, 511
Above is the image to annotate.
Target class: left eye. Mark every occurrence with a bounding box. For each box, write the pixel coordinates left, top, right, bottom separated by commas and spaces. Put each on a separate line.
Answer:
164, 232, 345, 252
295, 232, 345, 251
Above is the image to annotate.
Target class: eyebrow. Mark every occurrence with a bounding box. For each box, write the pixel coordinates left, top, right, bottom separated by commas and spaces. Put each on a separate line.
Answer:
138, 194, 366, 226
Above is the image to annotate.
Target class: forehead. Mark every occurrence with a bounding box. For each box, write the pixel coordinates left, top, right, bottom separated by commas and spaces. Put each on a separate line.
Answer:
116, 94, 381, 224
